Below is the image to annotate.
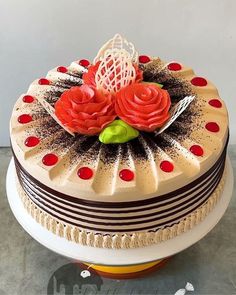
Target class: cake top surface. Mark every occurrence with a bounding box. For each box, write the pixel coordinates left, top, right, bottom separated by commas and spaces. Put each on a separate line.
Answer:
10, 34, 228, 201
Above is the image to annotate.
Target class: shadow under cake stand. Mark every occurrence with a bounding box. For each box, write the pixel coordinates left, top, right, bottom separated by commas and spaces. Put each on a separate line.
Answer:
6, 157, 234, 278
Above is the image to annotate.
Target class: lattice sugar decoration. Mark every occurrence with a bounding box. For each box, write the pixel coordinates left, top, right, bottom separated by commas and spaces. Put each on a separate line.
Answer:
94, 34, 138, 64
94, 34, 139, 94
155, 95, 195, 136
95, 48, 137, 94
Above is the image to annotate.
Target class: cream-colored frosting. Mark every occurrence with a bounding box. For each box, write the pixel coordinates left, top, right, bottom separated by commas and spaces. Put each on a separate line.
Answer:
10, 59, 229, 202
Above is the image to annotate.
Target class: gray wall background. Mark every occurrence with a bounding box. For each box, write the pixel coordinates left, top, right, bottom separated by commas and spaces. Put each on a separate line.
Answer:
1, 0, 236, 146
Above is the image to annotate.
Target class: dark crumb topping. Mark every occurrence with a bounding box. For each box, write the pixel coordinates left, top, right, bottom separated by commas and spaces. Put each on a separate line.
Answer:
128, 137, 149, 160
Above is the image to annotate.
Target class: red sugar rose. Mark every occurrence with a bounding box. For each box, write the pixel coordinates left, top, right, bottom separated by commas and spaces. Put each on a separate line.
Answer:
82, 62, 101, 87
82, 61, 143, 90
115, 83, 171, 132
55, 85, 116, 135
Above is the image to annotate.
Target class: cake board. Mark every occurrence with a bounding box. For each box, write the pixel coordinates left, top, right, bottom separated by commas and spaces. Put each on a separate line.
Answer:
6, 157, 234, 278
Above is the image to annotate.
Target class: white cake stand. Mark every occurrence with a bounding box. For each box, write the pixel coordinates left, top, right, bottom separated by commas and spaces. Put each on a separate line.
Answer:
6, 157, 234, 277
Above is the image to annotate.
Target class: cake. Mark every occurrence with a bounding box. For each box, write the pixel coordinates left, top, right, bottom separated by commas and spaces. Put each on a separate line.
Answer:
10, 34, 229, 249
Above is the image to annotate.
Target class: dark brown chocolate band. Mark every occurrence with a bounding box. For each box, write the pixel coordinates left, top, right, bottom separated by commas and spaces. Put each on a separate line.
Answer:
17, 151, 224, 215
16, 158, 224, 226
12, 133, 228, 209
13, 131, 228, 232
17, 164, 224, 232
15, 149, 226, 232
17, 155, 224, 222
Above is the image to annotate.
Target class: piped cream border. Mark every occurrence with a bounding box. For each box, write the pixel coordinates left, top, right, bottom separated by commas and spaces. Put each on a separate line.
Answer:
16, 169, 226, 249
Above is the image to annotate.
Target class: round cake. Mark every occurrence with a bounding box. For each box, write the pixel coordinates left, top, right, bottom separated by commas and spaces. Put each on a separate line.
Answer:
10, 35, 229, 249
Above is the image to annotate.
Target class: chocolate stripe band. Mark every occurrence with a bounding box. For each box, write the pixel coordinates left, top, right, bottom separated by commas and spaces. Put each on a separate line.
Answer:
16, 152, 224, 214
15, 152, 226, 232
17, 156, 224, 221
12, 135, 228, 209
20, 165, 223, 227
17, 164, 225, 232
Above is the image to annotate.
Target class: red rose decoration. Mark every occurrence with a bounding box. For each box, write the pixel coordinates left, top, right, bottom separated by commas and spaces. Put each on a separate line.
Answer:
115, 83, 171, 132
55, 85, 116, 135
82, 61, 143, 90
82, 62, 101, 87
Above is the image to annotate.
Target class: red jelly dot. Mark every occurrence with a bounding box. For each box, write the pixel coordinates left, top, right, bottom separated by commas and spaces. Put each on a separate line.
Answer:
167, 62, 182, 71
160, 161, 174, 173
139, 55, 151, 64
18, 114, 33, 124
24, 136, 40, 147
22, 95, 34, 103
38, 78, 50, 85
79, 59, 90, 67
208, 99, 222, 108
190, 145, 204, 156
191, 77, 207, 87
119, 169, 134, 181
205, 122, 220, 133
57, 66, 68, 73
42, 153, 58, 166
77, 167, 93, 180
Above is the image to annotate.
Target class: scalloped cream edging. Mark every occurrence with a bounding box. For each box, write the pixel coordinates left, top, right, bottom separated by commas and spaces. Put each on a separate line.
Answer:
15, 169, 226, 249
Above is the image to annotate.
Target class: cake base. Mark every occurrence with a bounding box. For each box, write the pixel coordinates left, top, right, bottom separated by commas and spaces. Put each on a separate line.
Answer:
82, 258, 170, 279
6, 157, 233, 278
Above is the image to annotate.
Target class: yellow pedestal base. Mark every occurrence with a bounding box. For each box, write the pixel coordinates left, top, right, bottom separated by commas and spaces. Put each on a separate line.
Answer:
83, 258, 170, 279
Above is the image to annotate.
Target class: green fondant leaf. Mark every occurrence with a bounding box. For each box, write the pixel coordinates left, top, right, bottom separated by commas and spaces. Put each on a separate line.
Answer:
99, 120, 139, 144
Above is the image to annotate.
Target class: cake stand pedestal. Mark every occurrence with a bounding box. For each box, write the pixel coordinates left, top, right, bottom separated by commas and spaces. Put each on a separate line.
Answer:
6, 157, 234, 279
